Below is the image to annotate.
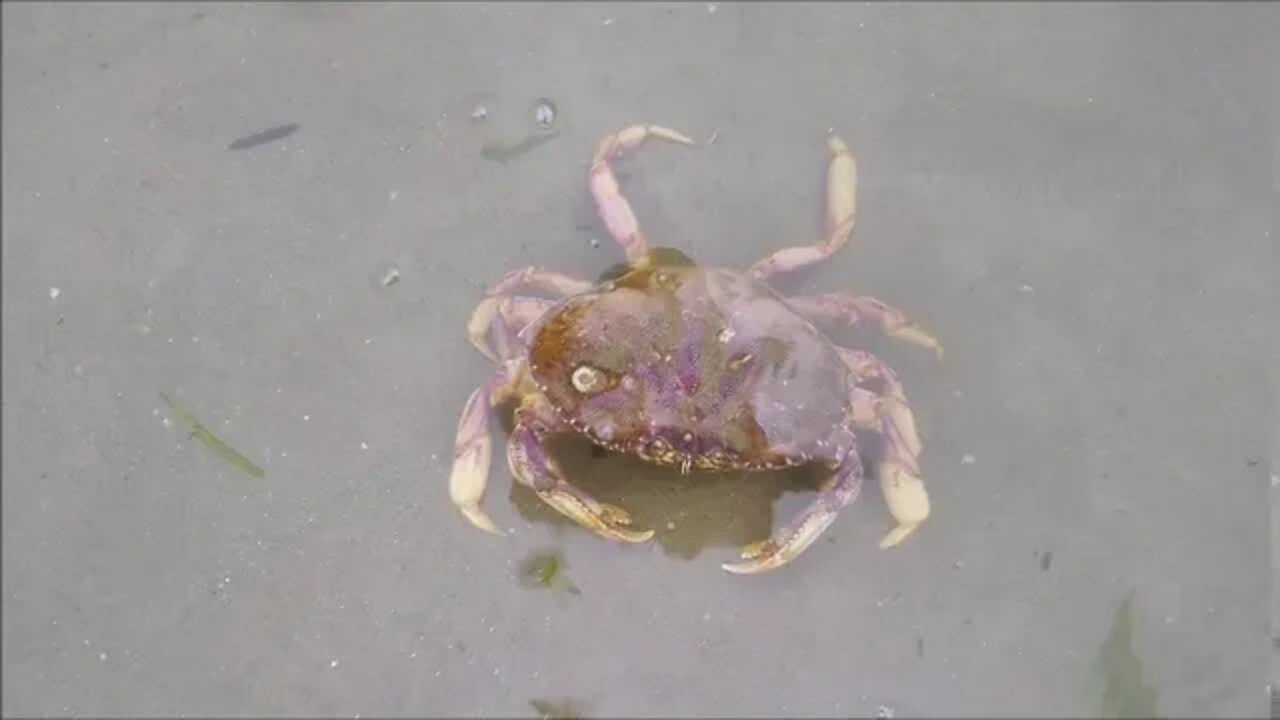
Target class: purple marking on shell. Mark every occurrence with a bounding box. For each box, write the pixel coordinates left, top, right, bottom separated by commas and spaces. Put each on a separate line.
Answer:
716, 350, 755, 406
584, 386, 633, 413
675, 313, 703, 395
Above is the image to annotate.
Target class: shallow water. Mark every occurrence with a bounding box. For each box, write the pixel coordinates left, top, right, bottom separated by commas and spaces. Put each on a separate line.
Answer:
2, 2, 1272, 717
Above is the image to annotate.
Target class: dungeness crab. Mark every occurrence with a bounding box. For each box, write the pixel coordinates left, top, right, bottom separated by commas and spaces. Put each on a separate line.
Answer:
450, 125, 942, 574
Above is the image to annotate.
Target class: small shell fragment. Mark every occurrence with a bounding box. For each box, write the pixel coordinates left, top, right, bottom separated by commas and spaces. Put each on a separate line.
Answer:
532, 98, 557, 131
381, 265, 401, 287
470, 105, 489, 122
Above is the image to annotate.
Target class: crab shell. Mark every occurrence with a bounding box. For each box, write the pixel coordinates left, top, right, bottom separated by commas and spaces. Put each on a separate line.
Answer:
525, 252, 858, 475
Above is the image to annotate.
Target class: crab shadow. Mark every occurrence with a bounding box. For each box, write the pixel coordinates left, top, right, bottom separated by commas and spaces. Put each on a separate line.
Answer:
500, 411, 887, 561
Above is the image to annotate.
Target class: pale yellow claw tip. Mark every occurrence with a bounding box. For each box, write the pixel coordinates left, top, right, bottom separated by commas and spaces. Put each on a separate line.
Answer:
878, 524, 918, 549
593, 523, 655, 544
879, 464, 930, 550
720, 560, 768, 575
720, 556, 782, 575
650, 126, 697, 145
466, 297, 502, 361
720, 541, 784, 574
460, 504, 507, 536
624, 528, 657, 543
596, 510, 655, 542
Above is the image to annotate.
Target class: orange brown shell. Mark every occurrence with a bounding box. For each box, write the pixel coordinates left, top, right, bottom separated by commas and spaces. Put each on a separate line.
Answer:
526, 251, 857, 473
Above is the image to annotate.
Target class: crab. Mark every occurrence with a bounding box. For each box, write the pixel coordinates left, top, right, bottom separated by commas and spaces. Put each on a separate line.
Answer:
448, 124, 942, 574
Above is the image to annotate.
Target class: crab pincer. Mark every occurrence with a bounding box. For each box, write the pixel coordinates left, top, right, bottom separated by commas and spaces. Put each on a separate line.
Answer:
721, 451, 865, 575
507, 395, 655, 544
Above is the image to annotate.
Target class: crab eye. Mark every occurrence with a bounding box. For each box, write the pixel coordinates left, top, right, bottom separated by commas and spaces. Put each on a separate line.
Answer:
570, 364, 605, 394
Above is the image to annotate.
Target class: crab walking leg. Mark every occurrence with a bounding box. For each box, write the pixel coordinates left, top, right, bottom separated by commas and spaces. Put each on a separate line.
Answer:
467, 296, 556, 362
589, 124, 697, 263
507, 395, 655, 544
721, 451, 865, 574
449, 362, 523, 535
788, 292, 944, 361
839, 349, 921, 461
485, 266, 595, 299
749, 133, 858, 280
468, 265, 587, 362
839, 348, 931, 548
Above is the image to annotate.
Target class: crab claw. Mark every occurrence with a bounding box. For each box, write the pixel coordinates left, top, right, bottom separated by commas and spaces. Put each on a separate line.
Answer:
721, 456, 863, 575
449, 386, 506, 536
538, 489, 656, 544
720, 506, 844, 575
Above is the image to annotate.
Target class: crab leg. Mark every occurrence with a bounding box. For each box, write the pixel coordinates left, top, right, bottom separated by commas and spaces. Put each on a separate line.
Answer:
721, 450, 864, 575
449, 360, 526, 535
838, 348, 931, 549
749, 133, 858, 281
789, 292, 944, 361
508, 394, 655, 544
467, 266, 589, 362
590, 124, 697, 263
468, 296, 556, 362
485, 266, 595, 299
